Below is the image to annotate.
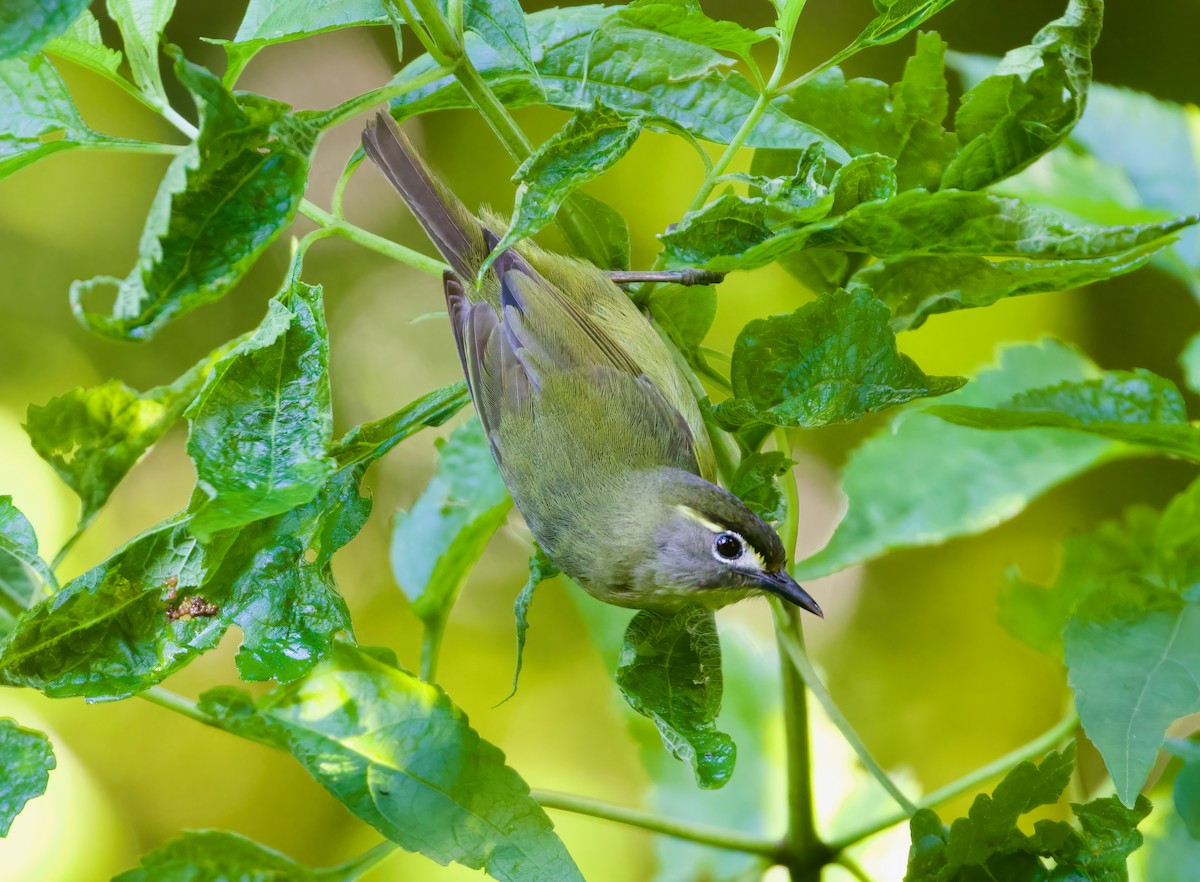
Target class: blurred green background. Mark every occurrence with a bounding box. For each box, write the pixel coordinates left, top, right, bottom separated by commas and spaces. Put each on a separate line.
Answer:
2, 1, 1198, 879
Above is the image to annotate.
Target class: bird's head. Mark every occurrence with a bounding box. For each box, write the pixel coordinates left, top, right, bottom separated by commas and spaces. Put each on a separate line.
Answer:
644, 469, 823, 616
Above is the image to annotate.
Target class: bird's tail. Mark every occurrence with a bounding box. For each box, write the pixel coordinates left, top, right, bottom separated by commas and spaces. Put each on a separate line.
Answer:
361, 112, 485, 281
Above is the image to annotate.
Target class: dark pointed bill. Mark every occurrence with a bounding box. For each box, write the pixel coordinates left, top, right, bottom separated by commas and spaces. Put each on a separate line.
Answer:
756, 570, 823, 617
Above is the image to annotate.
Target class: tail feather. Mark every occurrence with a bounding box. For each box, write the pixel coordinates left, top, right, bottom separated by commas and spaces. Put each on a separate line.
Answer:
361, 112, 484, 281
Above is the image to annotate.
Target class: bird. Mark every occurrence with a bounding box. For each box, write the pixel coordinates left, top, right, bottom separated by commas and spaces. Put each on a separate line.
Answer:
362, 112, 822, 617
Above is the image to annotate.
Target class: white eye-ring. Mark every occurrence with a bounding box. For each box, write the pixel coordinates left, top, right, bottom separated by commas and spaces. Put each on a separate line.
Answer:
713, 531, 744, 561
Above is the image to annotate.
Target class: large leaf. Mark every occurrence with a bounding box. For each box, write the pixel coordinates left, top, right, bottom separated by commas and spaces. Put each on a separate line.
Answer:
0, 498, 57, 632
186, 280, 336, 540
905, 747, 1151, 881
390, 418, 511, 624
70, 56, 313, 340
796, 340, 1127, 579
0, 385, 469, 698
114, 830, 331, 881
482, 102, 643, 277
616, 606, 735, 790
202, 641, 584, 882
850, 244, 1162, 332
0, 53, 127, 182
0, 719, 55, 837
613, 0, 770, 61
0, 0, 90, 60
942, 0, 1101, 190
932, 369, 1200, 462
43, 10, 123, 78
712, 288, 964, 431
660, 186, 1197, 273
389, 5, 847, 154
105, 0, 176, 108
26, 343, 231, 528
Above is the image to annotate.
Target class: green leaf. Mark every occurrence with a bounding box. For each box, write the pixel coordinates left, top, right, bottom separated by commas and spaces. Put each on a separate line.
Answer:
114, 830, 331, 881
844, 0, 958, 57
0, 498, 57, 631
729, 452, 792, 525
1165, 738, 1200, 840
713, 288, 964, 431
764, 31, 956, 192
0, 385, 467, 698
613, 0, 771, 61
71, 55, 314, 340
851, 244, 1162, 332
440, 0, 535, 73
0, 719, 54, 836
44, 10, 123, 77
0, 0, 90, 60
186, 280, 336, 540
943, 0, 1101, 191
661, 185, 1197, 273
905, 746, 1152, 881
1182, 333, 1200, 397
556, 191, 630, 270
482, 102, 643, 277
203, 642, 584, 882
105, 0, 176, 107
389, 5, 848, 154
616, 606, 735, 790
391, 418, 511, 624
931, 369, 1200, 461
26, 343, 231, 528
650, 284, 716, 355
1140, 807, 1200, 881
0, 53, 118, 182
796, 340, 1127, 579
506, 546, 559, 700
218, 0, 389, 73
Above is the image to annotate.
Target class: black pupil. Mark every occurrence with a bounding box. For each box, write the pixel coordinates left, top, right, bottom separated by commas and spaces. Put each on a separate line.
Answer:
715, 533, 742, 560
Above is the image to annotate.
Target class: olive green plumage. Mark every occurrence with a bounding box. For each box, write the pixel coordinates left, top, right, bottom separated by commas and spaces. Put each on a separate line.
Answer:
362, 113, 821, 615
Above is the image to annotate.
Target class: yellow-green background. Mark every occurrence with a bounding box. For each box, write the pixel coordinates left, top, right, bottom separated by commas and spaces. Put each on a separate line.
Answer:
2, 1, 1198, 879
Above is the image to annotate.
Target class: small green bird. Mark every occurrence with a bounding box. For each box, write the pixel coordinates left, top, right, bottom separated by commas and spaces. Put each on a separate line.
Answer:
363, 113, 821, 616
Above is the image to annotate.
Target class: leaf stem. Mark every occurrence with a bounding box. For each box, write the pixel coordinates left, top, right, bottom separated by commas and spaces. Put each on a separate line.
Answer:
87, 138, 184, 155
532, 789, 782, 859
306, 64, 454, 131
419, 616, 446, 682
298, 201, 448, 276
319, 841, 399, 880
827, 711, 1081, 850
50, 524, 88, 573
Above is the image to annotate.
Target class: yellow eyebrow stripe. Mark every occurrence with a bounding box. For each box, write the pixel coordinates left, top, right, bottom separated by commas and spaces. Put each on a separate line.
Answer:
675, 505, 725, 533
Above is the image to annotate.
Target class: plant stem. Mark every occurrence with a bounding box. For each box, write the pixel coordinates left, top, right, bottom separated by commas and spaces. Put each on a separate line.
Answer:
298, 202, 448, 276
50, 524, 88, 573
837, 853, 876, 882
141, 685, 221, 727
827, 712, 1081, 851
320, 841, 399, 880
306, 64, 454, 131
532, 789, 782, 859
419, 616, 446, 682
88, 138, 184, 155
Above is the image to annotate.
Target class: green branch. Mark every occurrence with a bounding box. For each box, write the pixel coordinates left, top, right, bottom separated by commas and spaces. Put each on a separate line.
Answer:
298, 202, 448, 276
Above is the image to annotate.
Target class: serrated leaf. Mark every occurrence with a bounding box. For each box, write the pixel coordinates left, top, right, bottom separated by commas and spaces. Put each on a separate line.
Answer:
617, 606, 735, 789
943, 0, 1101, 191
0, 53, 120, 182
114, 830, 329, 882
1066, 581, 1200, 807
389, 5, 847, 154
506, 546, 558, 700
0, 0, 90, 60
931, 369, 1200, 462
106, 0, 176, 107
391, 418, 511, 624
26, 343, 231, 528
661, 185, 1197, 273
763, 31, 956, 192
482, 102, 643, 277
0, 719, 54, 837
729, 452, 792, 525
0, 384, 467, 698
614, 0, 770, 61
713, 288, 964, 431
202, 642, 584, 882
44, 10, 123, 76
70, 56, 313, 340
796, 340, 1128, 579
186, 280, 336, 540
0, 498, 57, 632
845, 0, 958, 57
850, 244, 1162, 332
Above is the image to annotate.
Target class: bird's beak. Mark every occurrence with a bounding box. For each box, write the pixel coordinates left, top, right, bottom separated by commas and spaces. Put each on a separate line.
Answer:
755, 570, 823, 618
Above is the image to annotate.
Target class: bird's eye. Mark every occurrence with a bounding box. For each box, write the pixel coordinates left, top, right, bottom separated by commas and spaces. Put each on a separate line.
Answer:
714, 532, 743, 561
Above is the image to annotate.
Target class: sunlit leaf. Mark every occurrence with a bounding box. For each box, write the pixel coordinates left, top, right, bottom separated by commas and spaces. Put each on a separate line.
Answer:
202, 642, 585, 882
44, 10, 123, 76
114, 830, 329, 881
0, 0, 90, 60
391, 418, 511, 624
613, 0, 771, 61
0, 498, 57, 632
942, 0, 1101, 190
713, 288, 964, 431
617, 606, 735, 790
796, 340, 1127, 579
186, 280, 336, 540
0, 719, 54, 837
846, 0, 958, 56
105, 0, 176, 107
70, 55, 313, 340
